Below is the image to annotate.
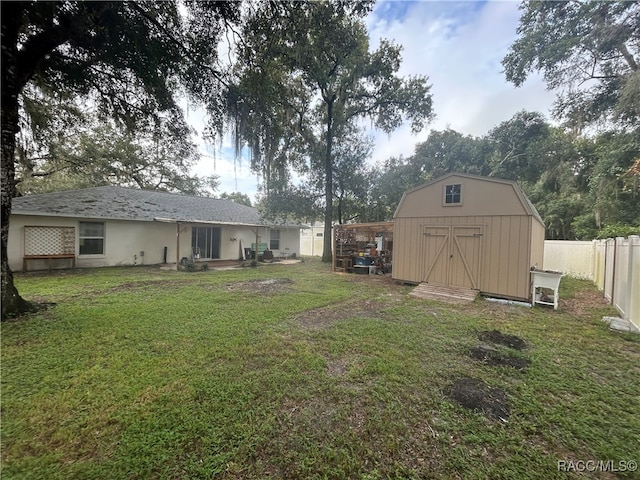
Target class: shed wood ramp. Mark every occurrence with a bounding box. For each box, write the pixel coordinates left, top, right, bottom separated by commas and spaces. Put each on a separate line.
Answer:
409, 283, 478, 304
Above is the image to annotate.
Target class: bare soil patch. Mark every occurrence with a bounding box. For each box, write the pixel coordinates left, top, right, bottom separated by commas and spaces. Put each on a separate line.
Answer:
346, 273, 407, 291
444, 377, 510, 421
478, 329, 527, 350
295, 298, 386, 330
560, 286, 611, 316
469, 344, 531, 370
224, 278, 294, 294
326, 357, 349, 377
109, 279, 187, 293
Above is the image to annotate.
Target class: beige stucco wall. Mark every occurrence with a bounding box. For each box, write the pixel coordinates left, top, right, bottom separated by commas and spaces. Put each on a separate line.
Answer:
9, 215, 300, 271
9, 215, 178, 270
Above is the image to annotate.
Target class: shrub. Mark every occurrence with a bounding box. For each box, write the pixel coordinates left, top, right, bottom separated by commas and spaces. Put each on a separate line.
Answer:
596, 224, 640, 239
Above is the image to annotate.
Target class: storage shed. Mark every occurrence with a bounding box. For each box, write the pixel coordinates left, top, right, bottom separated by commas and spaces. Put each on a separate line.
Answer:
393, 173, 545, 302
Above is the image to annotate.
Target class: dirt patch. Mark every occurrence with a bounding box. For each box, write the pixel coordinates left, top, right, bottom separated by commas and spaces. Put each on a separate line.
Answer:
561, 287, 612, 316
478, 330, 527, 350
469, 344, 531, 370
2, 299, 54, 321
295, 298, 386, 329
346, 273, 410, 292
456, 298, 534, 322
109, 279, 188, 293
444, 377, 510, 421
224, 278, 294, 294
326, 357, 349, 377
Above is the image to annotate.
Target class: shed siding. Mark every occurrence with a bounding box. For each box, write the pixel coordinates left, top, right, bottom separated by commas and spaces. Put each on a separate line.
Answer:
394, 214, 534, 300
395, 176, 530, 218
530, 218, 545, 270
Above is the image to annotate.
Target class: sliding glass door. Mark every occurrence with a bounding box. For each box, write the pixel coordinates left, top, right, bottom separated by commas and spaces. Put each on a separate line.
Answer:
191, 226, 221, 259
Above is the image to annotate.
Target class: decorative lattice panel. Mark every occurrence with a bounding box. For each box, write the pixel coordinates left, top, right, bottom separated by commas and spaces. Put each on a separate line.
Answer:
24, 226, 75, 256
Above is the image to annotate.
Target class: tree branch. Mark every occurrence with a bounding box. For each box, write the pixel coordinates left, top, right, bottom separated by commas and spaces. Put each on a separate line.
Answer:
618, 43, 638, 72
129, 2, 228, 87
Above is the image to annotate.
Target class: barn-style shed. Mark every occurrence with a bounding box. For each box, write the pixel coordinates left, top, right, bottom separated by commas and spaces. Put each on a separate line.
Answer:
393, 173, 545, 302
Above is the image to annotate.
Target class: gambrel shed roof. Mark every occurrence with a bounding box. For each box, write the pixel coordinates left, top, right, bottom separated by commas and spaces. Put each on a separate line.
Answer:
394, 172, 544, 226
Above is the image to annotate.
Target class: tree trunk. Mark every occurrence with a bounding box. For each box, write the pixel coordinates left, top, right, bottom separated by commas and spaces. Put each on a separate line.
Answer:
321, 100, 334, 263
1, 9, 36, 320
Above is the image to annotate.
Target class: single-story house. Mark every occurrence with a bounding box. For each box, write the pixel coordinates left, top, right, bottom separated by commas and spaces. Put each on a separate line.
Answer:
8, 186, 303, 272
393, 173, 545, 302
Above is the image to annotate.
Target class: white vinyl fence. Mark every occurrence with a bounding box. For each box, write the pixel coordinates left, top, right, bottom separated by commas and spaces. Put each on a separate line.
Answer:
544, 236, 640, 329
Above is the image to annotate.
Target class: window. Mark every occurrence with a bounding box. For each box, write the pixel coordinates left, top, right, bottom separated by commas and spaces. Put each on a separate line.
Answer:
444, 183, 462, 205
79, 222, 105, 255
316, 232, 323, 237
270, 229, 280, 250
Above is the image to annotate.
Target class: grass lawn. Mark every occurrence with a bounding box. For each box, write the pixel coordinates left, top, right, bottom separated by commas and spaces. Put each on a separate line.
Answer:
2, 258, 639, 479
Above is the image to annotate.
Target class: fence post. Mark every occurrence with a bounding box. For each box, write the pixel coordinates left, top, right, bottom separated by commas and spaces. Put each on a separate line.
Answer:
626, 236, 640, 328
604, 239, 615, 303
591, 240, 596, 283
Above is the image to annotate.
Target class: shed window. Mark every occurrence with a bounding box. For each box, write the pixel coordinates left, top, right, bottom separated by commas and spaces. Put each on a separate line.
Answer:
79, 221, 105, 255
444, 184, 462, 205
270, 229, 280, 250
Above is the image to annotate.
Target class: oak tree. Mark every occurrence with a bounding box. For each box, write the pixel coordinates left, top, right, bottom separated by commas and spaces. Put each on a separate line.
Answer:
227, 0, 434, 262
503, 1, 640, 130
1, 1, 239, 318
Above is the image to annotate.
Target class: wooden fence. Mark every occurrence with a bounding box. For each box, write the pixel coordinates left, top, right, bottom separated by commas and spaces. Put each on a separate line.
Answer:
544, 236, 640, 329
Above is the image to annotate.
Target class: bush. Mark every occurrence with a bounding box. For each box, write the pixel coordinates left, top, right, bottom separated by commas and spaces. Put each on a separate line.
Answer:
181, 261, 210, 272
596, 224, 640, 239
181, 261, 198, 272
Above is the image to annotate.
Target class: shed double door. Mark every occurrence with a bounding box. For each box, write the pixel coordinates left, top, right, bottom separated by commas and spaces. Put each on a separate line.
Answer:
422, 225, 482, 289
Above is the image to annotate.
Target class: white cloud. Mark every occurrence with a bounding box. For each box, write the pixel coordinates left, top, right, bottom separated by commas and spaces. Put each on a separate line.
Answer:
365, 0, 557, 163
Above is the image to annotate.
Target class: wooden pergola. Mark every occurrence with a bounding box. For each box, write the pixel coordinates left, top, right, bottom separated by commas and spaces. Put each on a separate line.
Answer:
332, 222, 394, 273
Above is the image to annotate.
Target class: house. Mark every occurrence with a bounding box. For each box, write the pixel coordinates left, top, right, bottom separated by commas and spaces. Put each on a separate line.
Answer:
8, 186, 303, 272
392, 173, 545, 302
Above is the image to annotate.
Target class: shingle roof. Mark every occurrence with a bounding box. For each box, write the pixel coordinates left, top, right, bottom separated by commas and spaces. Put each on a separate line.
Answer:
11, 186, 279, 226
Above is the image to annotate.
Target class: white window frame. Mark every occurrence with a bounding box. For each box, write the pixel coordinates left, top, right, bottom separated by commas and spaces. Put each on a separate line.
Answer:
443, 183, 463, 206
270, 229, 280, 250
79, 221, 105, 256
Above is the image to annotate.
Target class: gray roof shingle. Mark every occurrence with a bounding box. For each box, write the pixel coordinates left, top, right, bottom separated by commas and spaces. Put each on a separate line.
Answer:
11, 186, 275, 226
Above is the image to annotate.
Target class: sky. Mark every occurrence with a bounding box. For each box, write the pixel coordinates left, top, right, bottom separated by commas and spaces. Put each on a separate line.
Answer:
189, 0, 557, 201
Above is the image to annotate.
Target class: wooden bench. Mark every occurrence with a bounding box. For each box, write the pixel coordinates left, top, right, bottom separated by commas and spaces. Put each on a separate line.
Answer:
23, 254, 76, 272
251, 242, 269, 254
